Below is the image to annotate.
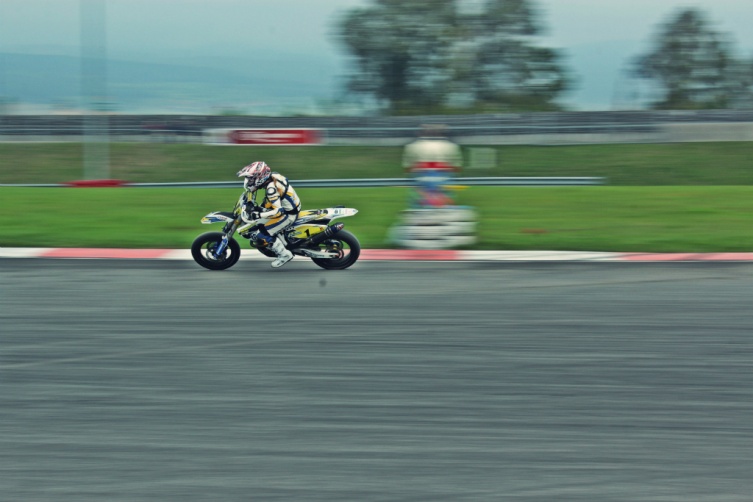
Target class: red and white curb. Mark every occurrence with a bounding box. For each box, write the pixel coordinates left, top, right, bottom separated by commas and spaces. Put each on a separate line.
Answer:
1, 248, 752, 262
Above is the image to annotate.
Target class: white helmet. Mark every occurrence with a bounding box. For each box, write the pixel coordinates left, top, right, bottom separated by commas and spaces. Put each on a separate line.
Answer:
237, 161, 271, 191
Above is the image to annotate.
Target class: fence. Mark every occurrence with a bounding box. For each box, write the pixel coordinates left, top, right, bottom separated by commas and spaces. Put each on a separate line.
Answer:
2, 110, 753, 145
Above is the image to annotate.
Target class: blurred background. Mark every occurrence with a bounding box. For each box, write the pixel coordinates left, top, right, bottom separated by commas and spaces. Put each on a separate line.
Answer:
1, 0, 752, 141
3, 4, 753, 501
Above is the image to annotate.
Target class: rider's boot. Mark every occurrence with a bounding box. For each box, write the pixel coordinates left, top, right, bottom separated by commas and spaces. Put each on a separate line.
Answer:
269, 237, 294, 268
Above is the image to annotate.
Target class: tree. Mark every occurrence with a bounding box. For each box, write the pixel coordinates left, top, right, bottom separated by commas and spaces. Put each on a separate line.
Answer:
337, 0, 458, 114
451, 0, 570, 110
335, 0, 570, 114
634, 8, 751, 109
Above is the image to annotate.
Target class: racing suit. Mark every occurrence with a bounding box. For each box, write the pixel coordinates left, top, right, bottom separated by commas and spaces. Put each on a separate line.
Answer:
244, 173, 301, 267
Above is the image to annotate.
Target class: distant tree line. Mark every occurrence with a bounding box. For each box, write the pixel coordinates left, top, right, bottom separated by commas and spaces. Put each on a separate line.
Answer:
335, 1, 753, 114
634, 8, 753, 110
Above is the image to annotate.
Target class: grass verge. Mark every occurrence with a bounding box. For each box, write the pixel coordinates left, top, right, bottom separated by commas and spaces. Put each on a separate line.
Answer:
1, 186, 751, 252
2, 142, 753, 185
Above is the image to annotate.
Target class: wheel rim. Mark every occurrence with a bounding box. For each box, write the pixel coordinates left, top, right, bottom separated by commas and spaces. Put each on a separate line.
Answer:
204, 242, 227, 262
322, 238, 350, 263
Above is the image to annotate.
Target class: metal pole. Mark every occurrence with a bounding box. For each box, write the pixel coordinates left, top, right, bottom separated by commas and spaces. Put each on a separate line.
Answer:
80, 0, 109, 180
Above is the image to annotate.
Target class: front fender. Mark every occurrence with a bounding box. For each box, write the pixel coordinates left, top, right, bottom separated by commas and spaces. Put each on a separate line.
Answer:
201, 211, 236, 224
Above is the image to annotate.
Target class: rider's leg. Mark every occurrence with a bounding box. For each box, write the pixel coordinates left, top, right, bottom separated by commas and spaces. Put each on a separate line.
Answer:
263, 214, 296, 268
268, 238, 293, 268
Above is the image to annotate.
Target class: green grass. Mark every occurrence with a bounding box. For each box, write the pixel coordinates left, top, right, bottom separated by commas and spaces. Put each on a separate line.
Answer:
2, 141, 753, 185
467, 187, 753, 252
0, 144, 404, 184
2, 186, 752, 251
2, 142, 752, 251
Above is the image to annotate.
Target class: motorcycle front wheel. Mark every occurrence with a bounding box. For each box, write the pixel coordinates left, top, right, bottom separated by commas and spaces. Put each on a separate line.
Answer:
311, 230, 361, 270
191, 232, 241, 270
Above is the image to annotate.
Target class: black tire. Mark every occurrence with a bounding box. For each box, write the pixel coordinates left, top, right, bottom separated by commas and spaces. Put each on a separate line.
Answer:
311, 230, 361, 270
191, 232, 241, 270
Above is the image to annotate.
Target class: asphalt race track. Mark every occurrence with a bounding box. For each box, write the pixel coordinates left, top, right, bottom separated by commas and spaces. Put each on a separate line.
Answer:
1, 259, 752, 501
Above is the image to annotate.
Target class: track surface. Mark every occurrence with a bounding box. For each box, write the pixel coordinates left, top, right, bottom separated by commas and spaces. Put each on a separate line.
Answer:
1, 259, 752, 501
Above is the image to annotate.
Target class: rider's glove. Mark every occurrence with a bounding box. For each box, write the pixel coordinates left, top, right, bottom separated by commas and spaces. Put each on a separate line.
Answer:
241, 207, 254, 222
242, 204, 262, 222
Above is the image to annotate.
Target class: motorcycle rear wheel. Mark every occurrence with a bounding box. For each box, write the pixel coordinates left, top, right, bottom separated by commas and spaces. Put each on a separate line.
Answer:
311, 230, 361, 270
191, 232, 241, 270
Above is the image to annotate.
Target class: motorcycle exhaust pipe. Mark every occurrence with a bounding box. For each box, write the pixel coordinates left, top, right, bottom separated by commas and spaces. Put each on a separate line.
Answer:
308, 223, 344, 246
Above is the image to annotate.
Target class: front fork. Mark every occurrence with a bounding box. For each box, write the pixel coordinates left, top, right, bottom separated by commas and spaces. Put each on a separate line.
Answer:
212, 219, 240, 258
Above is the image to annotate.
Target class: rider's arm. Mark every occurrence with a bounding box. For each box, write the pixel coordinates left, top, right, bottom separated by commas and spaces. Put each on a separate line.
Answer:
259, 183, 284, 218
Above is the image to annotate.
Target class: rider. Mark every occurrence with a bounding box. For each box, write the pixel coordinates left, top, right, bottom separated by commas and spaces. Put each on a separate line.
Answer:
237, 161, 300, 268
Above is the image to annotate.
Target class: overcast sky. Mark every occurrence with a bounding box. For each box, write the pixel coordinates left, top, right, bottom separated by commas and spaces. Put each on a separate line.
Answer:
2, 0, 753, 110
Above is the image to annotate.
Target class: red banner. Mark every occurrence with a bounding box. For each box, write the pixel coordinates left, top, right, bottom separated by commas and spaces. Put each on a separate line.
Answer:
226, 129, 322, 145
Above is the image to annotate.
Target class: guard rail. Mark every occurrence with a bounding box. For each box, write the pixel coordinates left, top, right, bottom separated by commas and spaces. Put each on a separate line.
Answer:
1, 177, 605, 188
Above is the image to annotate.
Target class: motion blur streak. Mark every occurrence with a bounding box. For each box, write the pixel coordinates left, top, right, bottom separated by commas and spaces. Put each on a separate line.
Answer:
1, 260, 751, 501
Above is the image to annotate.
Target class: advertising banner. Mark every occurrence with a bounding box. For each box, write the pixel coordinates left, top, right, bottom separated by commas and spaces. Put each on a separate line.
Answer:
204, 128, 324, 145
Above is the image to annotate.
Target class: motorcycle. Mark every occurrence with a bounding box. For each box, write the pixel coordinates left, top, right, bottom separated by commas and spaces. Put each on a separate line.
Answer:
191, 189, 360, 271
